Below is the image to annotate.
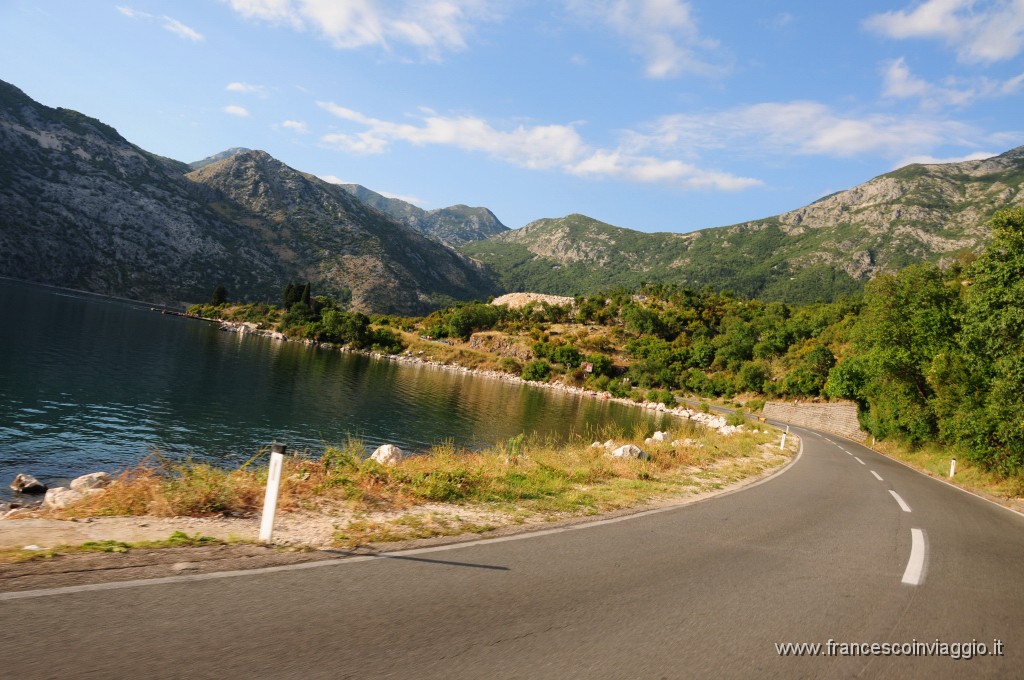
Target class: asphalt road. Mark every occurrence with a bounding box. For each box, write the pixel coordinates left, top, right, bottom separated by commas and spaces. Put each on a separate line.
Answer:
3, 427, 1023, 679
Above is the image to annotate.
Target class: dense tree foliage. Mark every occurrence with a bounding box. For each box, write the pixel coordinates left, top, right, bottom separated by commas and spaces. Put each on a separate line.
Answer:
210, 284, 228, 306
824, 207, 1024, 472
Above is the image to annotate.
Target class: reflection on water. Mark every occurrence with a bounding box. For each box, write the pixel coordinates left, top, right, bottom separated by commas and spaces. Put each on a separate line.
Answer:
0, 279, 670, 495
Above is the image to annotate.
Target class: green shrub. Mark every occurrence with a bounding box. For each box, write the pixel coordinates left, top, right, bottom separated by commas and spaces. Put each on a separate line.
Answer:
498, 357, 523, 375
522, 360, 551, 382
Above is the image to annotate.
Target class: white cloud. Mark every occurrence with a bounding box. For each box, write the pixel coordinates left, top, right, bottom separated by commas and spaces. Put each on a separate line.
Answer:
225, 0, 499, 59
378, 190, 426, 205
226, 82, 269, 97
630, 101, 980, 159
319, 175, 426, 204
281, 119, 309, 133
566, 0, 723, 78
118, 6, 204, 42
865, 0, 1024, 63
569, 153, 761, 190
881, 57, 1024, 108
162, 16, 204, 41
894, 151, 997, 167
318, 101, 587, 168
224, 105, 251, 117
318, 102, 760, 191
116, 6, 145, 19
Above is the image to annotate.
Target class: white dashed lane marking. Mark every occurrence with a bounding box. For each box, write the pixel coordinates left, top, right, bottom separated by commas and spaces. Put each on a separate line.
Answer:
889, 490, 912, 513
902, 528, 927, 586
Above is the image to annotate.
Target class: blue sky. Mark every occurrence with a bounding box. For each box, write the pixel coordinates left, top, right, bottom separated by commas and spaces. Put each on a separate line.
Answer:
2, 1, 1022, 232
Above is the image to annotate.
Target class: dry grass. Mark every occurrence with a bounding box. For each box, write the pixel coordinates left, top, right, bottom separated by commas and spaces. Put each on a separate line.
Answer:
47, 427, 793, 547
869, 439, 1024, 501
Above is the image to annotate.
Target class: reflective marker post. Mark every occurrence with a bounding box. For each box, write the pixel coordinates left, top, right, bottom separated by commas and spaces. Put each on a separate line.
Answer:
259, 442, 287, 543
949, 457, 957, 479
780, 425, 789, 450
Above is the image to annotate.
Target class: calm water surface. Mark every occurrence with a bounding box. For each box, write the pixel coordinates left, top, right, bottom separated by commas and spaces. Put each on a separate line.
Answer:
0, 279, 669, 495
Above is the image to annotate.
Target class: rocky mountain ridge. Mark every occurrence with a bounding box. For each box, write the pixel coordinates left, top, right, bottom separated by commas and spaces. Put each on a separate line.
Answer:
337, 183, 508, 247
462, 146, 1024, 302
0, 80, 495, 313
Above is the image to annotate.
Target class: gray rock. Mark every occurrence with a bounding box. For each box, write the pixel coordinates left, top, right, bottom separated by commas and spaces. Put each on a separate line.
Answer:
609, 444, 648, 460
10, 473, 48, 494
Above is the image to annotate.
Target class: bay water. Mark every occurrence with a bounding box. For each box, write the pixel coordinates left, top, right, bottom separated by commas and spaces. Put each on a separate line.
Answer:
0, 278, 670, 498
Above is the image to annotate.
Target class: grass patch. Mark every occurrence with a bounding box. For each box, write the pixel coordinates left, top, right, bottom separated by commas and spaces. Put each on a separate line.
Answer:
0, 531, 234, 564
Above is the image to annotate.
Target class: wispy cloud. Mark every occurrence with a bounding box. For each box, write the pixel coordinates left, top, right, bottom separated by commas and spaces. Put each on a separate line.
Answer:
281, 119, 308, 133
865, 0, 1024, 63
226, 82, 269, 97
224, 105, 251, 117
895, 150, 997, 168
566, 0, 724, 78
320, 175, 426, 204
627, 101, 982, 160
317, 102, 760, 191
224, 0, 500, 60
318, 102, 588, 168
881, 57, 1024, 109
117, 6, 204, 42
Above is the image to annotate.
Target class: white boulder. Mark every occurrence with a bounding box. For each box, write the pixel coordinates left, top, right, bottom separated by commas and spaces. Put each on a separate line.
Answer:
43, 487, 84, 510
70, 472, 110, 492
370, 444, 405, 465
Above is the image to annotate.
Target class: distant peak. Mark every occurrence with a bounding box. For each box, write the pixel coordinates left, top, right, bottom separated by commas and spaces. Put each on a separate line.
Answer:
188, 147, 253, 170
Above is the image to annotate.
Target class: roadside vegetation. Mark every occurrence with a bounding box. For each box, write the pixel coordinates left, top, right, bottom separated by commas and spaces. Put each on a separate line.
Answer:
47, 427, 792, 547
189, 207, 1023, 487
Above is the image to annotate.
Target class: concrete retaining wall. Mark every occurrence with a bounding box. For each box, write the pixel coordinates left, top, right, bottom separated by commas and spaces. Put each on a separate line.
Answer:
763, 400, 866, 441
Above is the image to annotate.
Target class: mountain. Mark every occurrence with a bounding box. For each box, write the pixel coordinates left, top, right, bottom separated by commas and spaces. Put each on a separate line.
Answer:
462, 147, 1024, 302
0, 80, 495, 313
0, 81, 281, 306
338, 183, 508, 247
4, 75, 1022, 311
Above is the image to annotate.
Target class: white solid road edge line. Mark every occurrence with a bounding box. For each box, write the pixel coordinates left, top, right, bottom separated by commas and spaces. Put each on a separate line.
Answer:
889, 490, 912, 513
870, 470, 883, 481
901, 528, 927, 586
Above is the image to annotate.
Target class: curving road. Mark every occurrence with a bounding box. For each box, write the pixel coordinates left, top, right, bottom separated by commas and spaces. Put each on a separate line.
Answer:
2, 426, 1023, 678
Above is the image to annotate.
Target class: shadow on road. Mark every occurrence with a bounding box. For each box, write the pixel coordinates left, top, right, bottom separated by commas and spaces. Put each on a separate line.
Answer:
324, 549, 511, 571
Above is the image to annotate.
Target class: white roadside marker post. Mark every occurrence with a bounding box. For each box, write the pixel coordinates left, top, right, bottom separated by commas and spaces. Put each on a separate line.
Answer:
949, 457, 957, 479
259, 442, 287, 543
780, 425, 789, 450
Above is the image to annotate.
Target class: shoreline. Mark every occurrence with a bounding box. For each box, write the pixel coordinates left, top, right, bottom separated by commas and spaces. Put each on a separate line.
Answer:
208, 316, 747, 436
